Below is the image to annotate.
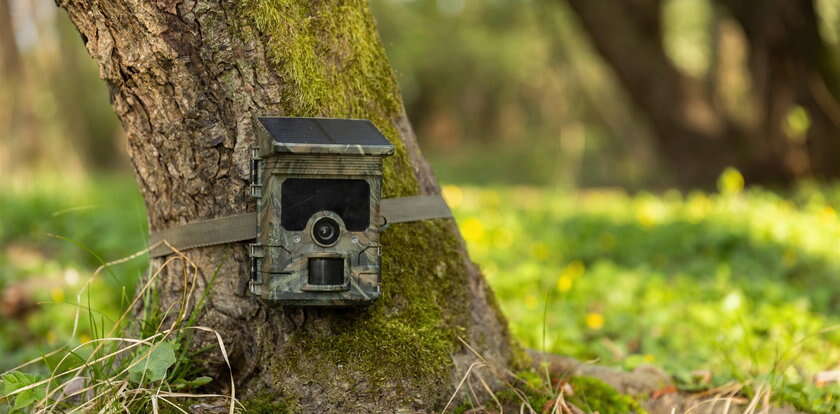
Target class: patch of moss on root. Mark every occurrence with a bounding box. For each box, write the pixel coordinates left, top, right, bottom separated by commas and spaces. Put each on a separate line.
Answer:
491, 371, 647, 414
568, 376, 648, 414
244, 392, 297, 414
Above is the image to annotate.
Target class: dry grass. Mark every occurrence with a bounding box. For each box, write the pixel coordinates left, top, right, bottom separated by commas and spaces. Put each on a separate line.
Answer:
0, 242, 242, 413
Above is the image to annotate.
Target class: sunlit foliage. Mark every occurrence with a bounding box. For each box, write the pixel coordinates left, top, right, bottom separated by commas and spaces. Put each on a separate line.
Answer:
447, 174, 840, 407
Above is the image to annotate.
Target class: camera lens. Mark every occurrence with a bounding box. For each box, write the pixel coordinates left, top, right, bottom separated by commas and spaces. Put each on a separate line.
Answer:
312, 217, 340, 246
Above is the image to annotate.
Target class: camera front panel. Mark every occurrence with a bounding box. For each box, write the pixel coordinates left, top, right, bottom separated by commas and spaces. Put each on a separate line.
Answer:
251, 169, 383, 306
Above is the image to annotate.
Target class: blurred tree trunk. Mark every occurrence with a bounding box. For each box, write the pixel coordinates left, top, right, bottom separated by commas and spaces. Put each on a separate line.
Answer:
563, 0, 840, 187
0, 0, 19, 79
0, 0, 40, 173
0, 0, 19, 171
57, 0, 517, 412
720, 0, 840, 180
51, 13, 125, 171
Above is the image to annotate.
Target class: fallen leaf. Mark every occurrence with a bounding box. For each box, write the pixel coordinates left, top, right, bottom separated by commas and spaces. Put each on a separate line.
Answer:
651, 384, 678, 400
542, 398, 557, 413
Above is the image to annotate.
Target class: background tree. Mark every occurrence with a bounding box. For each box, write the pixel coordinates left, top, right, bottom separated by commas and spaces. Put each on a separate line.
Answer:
562, 0, 840, 187
55, 0, 518, 411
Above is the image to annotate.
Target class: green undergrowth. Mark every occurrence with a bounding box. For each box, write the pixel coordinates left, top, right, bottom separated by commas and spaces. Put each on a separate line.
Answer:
0, 251, 230, 413
447, 169, 840, 413
772, 382, 840, 413
8, 169, 840, 411
0, 175, 147, 371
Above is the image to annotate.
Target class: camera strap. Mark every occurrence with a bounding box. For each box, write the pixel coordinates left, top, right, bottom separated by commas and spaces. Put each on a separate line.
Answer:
148, 194, 452, 258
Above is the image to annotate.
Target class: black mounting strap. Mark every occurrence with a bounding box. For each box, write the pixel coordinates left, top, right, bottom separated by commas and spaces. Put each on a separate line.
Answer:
148, 194, 452, 258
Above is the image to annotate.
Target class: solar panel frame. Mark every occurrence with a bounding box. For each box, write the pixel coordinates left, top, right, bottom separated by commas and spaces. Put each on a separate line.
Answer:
258, 117, 394, 156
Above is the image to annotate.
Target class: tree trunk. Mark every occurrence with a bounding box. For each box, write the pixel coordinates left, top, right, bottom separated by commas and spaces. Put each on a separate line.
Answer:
563, 0, 840, 188
720, 0, 840, 180
56, 0, 519, 412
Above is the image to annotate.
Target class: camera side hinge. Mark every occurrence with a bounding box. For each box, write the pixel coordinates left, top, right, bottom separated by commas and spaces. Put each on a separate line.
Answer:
249, 147, 262, 199
249, 243, 264, 283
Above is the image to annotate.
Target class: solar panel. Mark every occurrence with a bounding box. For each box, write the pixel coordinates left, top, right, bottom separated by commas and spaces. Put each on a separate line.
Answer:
258, 117, 392, 147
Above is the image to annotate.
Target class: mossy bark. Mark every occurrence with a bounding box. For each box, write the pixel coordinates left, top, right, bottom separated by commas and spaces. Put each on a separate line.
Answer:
56, 0, 517, 411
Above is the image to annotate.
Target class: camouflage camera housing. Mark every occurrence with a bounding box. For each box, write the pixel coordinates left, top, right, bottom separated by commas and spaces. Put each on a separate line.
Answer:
248, 117, 394, 306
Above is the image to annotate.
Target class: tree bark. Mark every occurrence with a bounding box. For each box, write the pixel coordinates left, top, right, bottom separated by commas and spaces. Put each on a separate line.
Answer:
55, 0, 518, 412
563, 0, 840, 188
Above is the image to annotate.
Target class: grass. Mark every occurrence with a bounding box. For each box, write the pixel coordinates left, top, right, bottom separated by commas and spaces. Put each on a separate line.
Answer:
0, 204, 239, 412
444, 169, 840, 412
0, 175, 148, 373
3, 170, 840, 411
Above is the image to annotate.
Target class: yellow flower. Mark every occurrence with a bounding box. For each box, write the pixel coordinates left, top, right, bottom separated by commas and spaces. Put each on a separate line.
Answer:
557, 275, 574, 292
819, 207, 836, 224
718, 167, 744, 195
636, 201, 666, 228
643, 354, 655, 363
80, 334, 92, 344
784, 105, 810, 140
441, 185, 464, 209
460, 218, 485, 242
556, 261, 585, 292
686, 193, 712, 220
51, 288, 65, 304
585, 312, 605, 330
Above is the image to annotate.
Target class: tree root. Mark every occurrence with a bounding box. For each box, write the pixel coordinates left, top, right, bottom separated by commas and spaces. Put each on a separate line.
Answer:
529, 351, 803, 414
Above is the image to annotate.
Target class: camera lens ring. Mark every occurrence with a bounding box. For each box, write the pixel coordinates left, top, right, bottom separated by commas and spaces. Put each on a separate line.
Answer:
312, 217, 341, 246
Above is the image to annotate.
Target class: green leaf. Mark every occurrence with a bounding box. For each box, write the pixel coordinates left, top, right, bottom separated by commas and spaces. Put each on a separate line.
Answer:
128, 341, 177, 383
173, 376, 213, 390
2, 371, 46, 410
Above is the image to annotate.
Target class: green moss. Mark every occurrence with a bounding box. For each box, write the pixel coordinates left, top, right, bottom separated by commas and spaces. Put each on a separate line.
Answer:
511, 370, 553, 409
271, 218, 471, 399
508, 341, 532, 372
496, 385, 552, 411
245, 392, 297, 414
452, 402, 475, 414
568, 376, 648, 414
492, 372, 647, 414
236, 0, 417, 198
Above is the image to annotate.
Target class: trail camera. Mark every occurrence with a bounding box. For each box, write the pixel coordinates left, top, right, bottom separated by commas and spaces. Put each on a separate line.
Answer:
248, 117, 394, 305
148, 116, 451, 307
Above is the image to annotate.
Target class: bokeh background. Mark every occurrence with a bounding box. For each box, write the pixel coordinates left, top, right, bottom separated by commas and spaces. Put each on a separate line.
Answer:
3, 0, 840, 411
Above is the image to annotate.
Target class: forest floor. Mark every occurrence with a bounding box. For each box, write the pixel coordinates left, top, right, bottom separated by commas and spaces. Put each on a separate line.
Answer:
1, 171, 840, 413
